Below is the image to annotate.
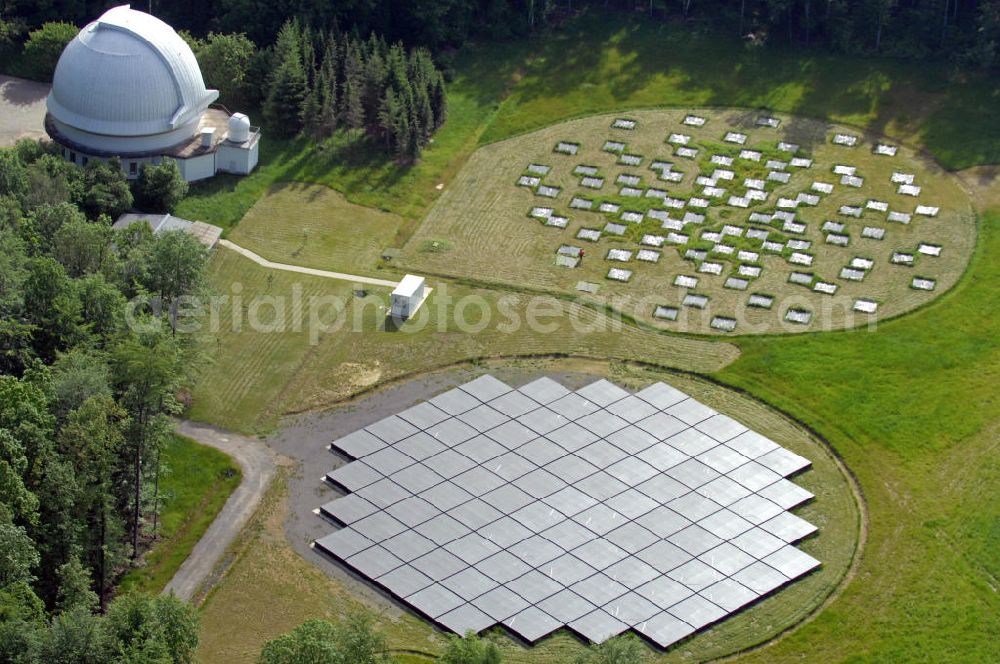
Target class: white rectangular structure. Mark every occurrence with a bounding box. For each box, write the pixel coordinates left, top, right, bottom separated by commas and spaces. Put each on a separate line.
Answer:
391, 275, 427, 319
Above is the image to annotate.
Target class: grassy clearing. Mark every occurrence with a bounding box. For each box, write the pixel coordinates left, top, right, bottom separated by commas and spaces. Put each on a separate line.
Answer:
401, 108, 975, 335
118, 433, 241, 595
188, 247, 738, 434
195, 359, 859, 664
716, 211, 1000, 662
227, 183, 405, 277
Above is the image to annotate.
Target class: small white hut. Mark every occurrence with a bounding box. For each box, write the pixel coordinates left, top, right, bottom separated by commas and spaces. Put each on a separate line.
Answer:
390, 275, 426, 319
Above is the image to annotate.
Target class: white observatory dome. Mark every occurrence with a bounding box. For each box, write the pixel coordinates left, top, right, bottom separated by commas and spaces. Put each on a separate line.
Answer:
47, 5, 218, 140
228, 113, 251, 143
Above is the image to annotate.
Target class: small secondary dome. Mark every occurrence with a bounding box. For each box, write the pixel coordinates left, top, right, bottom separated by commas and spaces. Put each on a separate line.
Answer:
47, 4, 218, 137
228, 113, 251, 143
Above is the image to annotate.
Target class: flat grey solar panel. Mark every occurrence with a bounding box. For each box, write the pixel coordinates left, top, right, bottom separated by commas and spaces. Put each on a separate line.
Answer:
571, 609, 628, 643
425, 449, 477, 479
518, 407, 570, 435
605, 426, 659, 454
391, 464, 444, 494
546, 422, 599, 452
315, 374, 820, 647
315, 528, 373, 559
514, 468, 565, 499
448, 531, 504, 566
635, 382, 689, 410
763, 545, 820, 578
487, 452, 534, 482
460, 374, 513, 402
636, 540, 692, 574
755, 447, 811, 476
698, 541, 756, 576
694, 414, 748, 442
544, 486, 598, 517
576, 379, 630, 407
604, 556, 660, 589
419, 481, 473, 511
355, 477, 411, 509
476, 550, 532, 584
667, 594, 726, 628
517, 377, 571, 404
438, 604, 495, 635
331, 430, 385, 458
759, 511, 817, 543
666, 429, 720, 456
537, 589, 596, 623
415, 513, 471, 546
726, 430, 779, 458
549, 393, 600, 419
366, 415, 419, 444
426, 418, 478, 447
488, 390, 541, 417
667, 399, 718, 425
699, 578, 758, 612
326, 462, 381, 491
731, 527, 786, 559
454, 435, 506, 464
440, 566, 498, 600
385, 496, 439, 528
481, 516, 531, 548
504, 570, 561, 606
605, 489, 658, 520
450, 499, 504, 530
758, 479, 814, 510
668, 525, 724, 557
382, 530, 437, 562
378, 564, 432, 597
457, 404, 509, 433
485, 420, 537, 449
517, 438, 566, 466
321, 494, 379, 525
635, 412, 688, 440
347, 545, 403, 578
482, 484, 535, 514
363, 447, 414, 476
667, 559, 725, 592
572, 538, 629, 570
393, 432, 447, 461
577, 411, 629, 438
407, 583, 465, 618
398, 402, 451, 430
509, 534, 565, 567
604, 591, 660, 626
472, 585, 529, 621
503, 606, 561, 642
634, 505, 691, 538
606, 395, 659, 423
731, 561, 788, 594
638, 611, 696, 648
430, 388, 480, 416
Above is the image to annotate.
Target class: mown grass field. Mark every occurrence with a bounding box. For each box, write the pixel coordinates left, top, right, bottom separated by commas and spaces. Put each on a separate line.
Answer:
402, 108, 975, 335
118, 433, 241, 595
195, 360, 860, 664
182, 8, 1000, 663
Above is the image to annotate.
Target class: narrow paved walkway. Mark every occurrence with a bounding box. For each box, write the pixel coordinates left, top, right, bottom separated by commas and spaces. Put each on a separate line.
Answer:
219, 239, 400, 288
163, 420, 276, 602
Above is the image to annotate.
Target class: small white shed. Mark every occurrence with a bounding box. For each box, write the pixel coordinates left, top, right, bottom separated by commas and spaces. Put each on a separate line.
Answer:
390, 275, 426, 319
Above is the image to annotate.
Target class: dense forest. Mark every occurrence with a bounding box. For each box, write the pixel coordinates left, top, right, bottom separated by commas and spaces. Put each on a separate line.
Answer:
2, 0, 1000, 66
0, 142, 206, 661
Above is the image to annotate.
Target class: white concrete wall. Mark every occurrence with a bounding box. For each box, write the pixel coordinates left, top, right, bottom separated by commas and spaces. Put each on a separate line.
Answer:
174, 153, 216, 182
216, 142, 257, 175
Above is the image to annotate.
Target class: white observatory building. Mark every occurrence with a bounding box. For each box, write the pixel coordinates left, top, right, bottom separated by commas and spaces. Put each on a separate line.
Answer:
44, 5, 260, 182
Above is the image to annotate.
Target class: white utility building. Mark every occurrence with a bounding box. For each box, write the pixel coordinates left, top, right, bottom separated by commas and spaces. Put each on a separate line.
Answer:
44, 5, 260, 182
390, 275, 427, 319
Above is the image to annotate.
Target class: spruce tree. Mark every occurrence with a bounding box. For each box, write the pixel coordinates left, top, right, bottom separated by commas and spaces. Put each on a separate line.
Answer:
264, 48, 308, 136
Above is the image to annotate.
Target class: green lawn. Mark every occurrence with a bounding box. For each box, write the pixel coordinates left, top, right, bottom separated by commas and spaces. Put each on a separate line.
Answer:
117, 433, 241, 595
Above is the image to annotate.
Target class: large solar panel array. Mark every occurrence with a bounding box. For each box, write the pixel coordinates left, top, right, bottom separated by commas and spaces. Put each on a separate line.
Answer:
316, 375, 819, 648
